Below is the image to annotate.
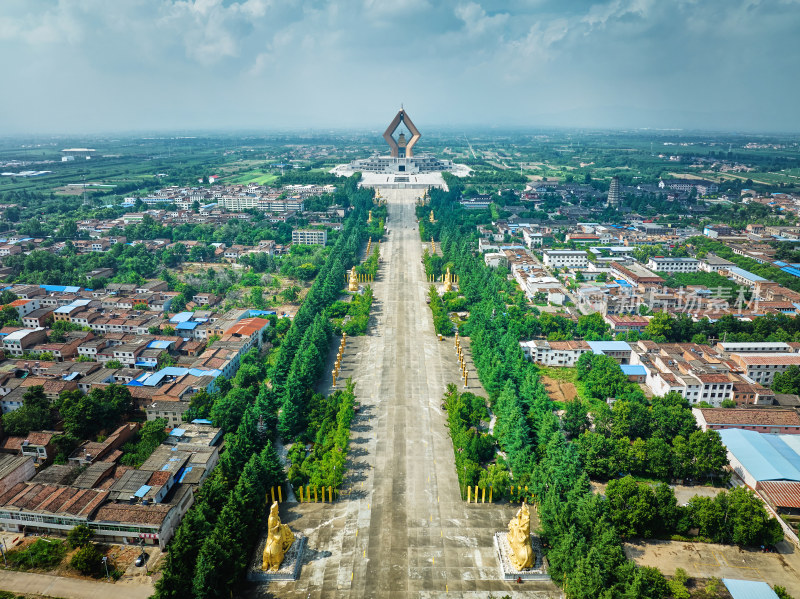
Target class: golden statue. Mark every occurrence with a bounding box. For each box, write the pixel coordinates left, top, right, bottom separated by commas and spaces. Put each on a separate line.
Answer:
443, 266, 453, 292
429, 210, 435, 223
368, 210, 373, 224
262, 501, 294, 571
348, 267, 359, 292
507, 501, 534, 570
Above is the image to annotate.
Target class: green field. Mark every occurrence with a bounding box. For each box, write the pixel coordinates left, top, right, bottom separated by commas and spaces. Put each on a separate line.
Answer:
225, 171, 279, 185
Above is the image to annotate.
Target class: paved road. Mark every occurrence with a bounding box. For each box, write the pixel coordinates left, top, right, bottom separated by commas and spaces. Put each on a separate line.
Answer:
0, 569, 153, 599
257, 188, 560, 598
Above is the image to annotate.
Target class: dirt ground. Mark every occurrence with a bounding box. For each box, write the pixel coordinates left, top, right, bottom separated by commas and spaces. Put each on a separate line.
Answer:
4, 537, 155, 581
540, 374, 578, 403
625, 539, 800, 596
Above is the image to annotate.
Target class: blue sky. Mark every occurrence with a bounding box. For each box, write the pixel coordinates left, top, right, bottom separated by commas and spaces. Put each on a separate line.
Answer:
1, 0, 799, 133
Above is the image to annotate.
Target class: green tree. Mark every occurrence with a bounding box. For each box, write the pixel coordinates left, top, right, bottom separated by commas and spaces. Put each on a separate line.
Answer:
0, 304, 21, 327
67, 524, 93, 549
774, 586, 796, 599
605, 476, 658, 538
562, 400, 589, 439
772, 365, 800, 394
280, 285, 300, 303
667, 568, 691, 599
644, 311, 673, 343
70, 542, 103, 576
2, 386, 55, 435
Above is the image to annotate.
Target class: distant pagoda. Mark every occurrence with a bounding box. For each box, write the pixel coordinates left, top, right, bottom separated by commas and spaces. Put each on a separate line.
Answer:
607, 176, 621, 207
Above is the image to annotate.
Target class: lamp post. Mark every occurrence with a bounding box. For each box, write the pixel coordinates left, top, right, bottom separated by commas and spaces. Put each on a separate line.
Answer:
102, 555, 109, 580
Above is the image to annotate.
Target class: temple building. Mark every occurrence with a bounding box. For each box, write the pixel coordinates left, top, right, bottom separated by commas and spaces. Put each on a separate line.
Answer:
332, 108, 470, 188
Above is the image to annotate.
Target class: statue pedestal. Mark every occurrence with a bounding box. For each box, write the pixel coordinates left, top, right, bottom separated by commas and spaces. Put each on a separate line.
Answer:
494, 532, 549, 581
247, 533, 307, 582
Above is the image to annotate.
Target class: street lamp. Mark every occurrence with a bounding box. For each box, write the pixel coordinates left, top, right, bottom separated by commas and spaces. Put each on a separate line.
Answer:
102, 555, 109, 580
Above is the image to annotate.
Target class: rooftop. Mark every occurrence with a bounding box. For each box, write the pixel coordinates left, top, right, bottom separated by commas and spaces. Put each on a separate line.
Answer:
718, 428, 800, 482
722, 579, 779, 599
698, 408, 800, 427
728, 266, 768, 283
759, 480, 800, 509
735, 354, 800, 366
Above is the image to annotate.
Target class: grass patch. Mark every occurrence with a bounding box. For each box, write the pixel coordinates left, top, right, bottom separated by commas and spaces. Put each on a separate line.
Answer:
536, 366, 578, 383
225, 171, 279, 185
6, 538, 66, 571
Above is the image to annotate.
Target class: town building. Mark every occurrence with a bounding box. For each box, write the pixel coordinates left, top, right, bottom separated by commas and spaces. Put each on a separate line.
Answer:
730, 353, 800, 386
542, 250, 588, 269
291, 229, 327, 246
693, 408, 800, 434
646, 257, 700, 273
700, 253, 735, 273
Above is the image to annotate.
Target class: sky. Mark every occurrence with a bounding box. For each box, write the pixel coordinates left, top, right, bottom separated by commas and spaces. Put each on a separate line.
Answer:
1, 0, 799, 134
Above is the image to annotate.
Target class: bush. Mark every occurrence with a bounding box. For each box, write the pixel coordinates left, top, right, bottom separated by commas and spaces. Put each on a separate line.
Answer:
774, 586, 796, 599
67, 524, 93, 549
428, 286, 453, 336
70, 542, 104, 576
667, 568, 691, 599
6, 538, 66, 570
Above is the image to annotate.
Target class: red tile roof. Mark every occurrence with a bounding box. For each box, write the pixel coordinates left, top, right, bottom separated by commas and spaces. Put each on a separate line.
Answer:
699, 408, 800, 427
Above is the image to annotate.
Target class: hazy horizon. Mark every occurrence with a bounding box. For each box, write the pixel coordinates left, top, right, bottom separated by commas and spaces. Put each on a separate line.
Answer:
3, 0, 800, 135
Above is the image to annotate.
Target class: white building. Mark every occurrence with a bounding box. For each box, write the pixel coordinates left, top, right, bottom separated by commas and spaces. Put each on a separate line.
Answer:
732, 353, 800, 386
647, 257, 700, 273
700, 253, 735, 273
519, 340, 591, 366
291, 229, 327, 246
543, 250, 588, 269
716, 342, 795, 354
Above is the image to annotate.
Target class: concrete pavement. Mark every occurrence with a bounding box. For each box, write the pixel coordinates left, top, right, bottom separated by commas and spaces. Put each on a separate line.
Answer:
0, 569, 153, 599
258, 188, 560, 598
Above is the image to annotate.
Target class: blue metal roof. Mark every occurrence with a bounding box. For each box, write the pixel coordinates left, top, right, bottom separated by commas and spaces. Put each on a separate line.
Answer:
169, 311, 194, 324
169, 428, 186, 437
587, 341, 632, 354
134, 485, 152, 498
728, 267, 767, 283
147, 340, 171, 349
722, 579, 779, 599
781, 266, 800, 279
133, 366, 223, 387
176, 321, 199, 330
192, 419, 212, 425
620, 364, 646, 376
614, 279, 632, 287
40, 285, 81, 293
718, 429, 800, 482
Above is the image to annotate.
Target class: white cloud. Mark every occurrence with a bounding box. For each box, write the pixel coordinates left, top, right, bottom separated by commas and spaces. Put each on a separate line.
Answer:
0, 0, 798, 132
455, 2, 510, 37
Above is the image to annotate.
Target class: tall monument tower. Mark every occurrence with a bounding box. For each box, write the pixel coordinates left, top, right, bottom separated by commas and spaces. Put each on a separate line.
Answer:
607, 176, 621, 207
383, 109, 421, 158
